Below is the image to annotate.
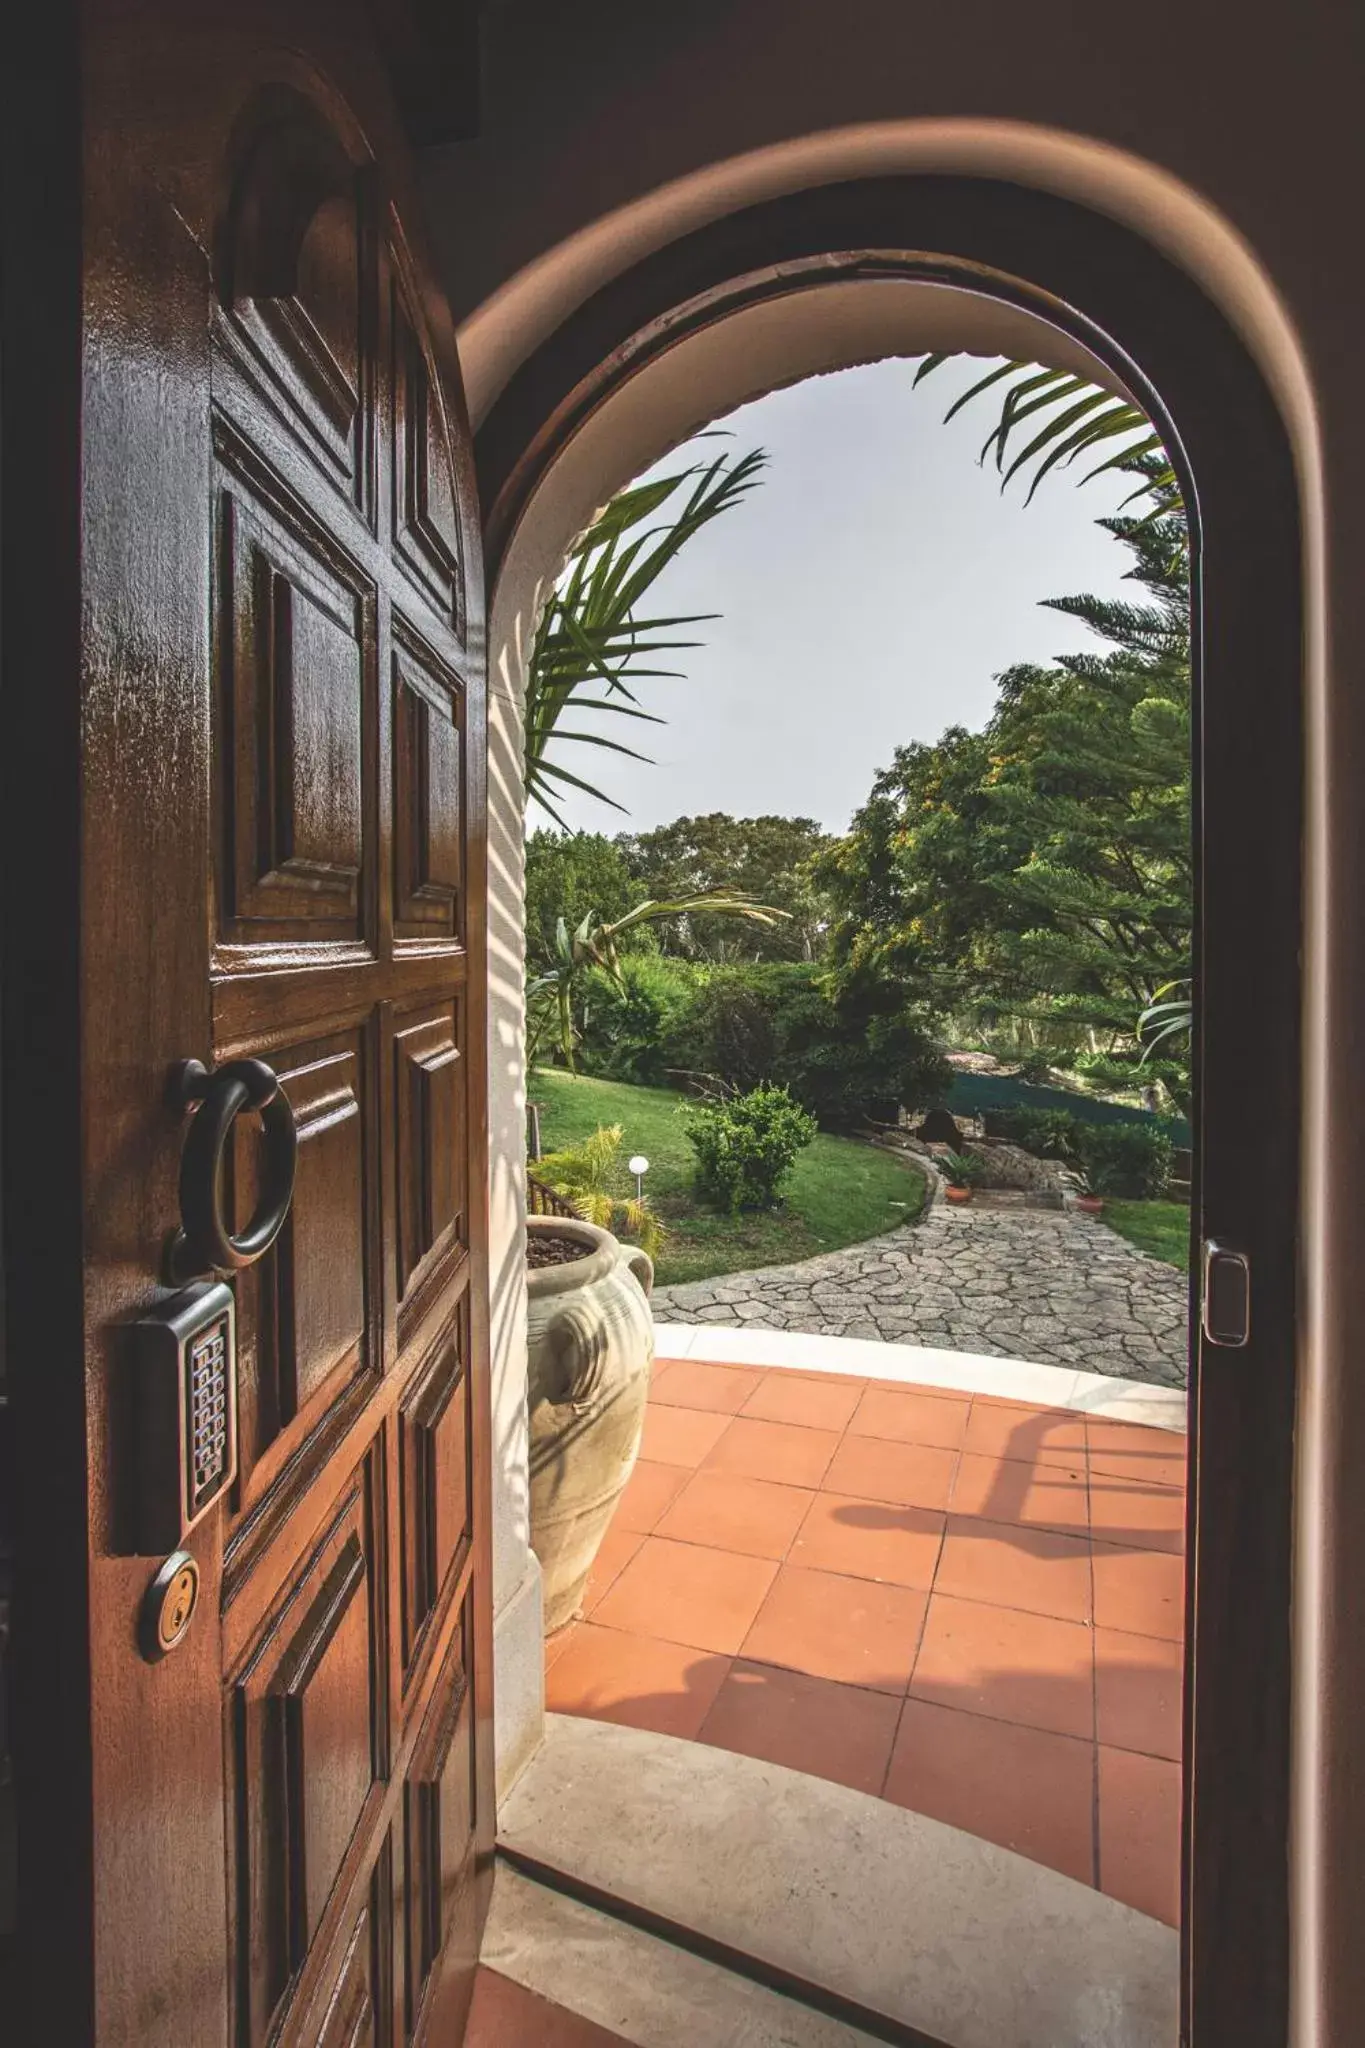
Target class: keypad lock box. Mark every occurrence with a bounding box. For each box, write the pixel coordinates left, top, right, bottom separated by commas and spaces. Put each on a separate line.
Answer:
133, 1280, 238, 1552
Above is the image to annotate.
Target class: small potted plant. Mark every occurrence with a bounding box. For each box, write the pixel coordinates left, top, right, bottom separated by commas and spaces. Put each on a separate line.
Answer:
941, 1152, 980, 1205
1071, 1168, 1105, 1216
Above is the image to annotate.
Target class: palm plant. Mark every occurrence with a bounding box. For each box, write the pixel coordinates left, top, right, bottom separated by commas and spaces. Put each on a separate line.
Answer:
1139, 978, 1193, 1058
912, 354, 1176, 506
527, 892, 788, 1071
535, 1123, 664, 1260
524, 443, 767, 824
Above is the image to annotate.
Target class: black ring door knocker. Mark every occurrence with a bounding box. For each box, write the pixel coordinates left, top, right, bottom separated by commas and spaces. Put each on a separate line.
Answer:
168, 1057, 298, 1280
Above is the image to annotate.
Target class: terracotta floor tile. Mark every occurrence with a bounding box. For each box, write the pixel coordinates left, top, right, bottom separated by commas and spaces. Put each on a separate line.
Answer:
789, 1492, 945, 1589
1098, 1745, 1181, 1926
821, 1434, 958, 1511
1088, 1473, 1186, 1554
1091, 1540, 1187, 1641
592, 1535, 778, 1654
849, 1386, 970, 1450
702, 1415, 841, 1488
963, 1401, 1088, 1468
655, 1468, 814, 1560
466, 1967, 635, 2047
651, 1359, 764, 1414
612, 1458, 691, 1533
1087, 1418, 1188, 1492
699, 1659, 902, 1796
950, 1450, 1089, 1536
741, 1563, 927, 1694
639, 1403, 734, 1470
1095, 1626, 1183, 1760
580, 1523, 648, 1616
545, 1622, 733, 1740
910, 1593, 1095, 1739
885, 1698, 1096, 1886
544, 1618, 580, 1674
935, 1515, 1093, 1624
741, 1370, 863, 1431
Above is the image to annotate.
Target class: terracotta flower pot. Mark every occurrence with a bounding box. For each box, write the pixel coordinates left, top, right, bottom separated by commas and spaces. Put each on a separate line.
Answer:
944, 1184, 973, 1204
526, 1214, 654, 1631
1075, 1193, 1105, 1215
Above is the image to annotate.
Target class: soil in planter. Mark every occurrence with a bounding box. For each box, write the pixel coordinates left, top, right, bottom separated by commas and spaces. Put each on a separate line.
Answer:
527, 1232, 591, 1270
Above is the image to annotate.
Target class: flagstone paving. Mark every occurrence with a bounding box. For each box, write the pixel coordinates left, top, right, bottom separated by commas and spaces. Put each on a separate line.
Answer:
652, 1203, 1188, 1388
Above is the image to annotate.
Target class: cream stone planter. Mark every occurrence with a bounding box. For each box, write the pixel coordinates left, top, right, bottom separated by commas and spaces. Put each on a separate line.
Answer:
526, 1214, 655, 1632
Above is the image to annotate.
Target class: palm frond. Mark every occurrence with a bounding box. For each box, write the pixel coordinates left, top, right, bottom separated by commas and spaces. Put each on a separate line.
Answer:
914, 355, 1176, 506
524, 445, 767, 818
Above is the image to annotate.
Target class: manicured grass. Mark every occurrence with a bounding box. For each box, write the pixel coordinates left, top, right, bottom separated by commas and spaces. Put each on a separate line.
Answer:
530, 1068, 929, 1288
1102, 1198, 1193, 1271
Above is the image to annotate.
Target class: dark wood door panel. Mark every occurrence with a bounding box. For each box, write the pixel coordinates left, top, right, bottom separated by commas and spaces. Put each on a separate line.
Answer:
215, 89, 378, 524
215, 461, 377, 950
230, 1461, 386, 2048
398, 1301, 472, 1680
402, 1596, 479, 2045
53, 10, 494, 2043
392, 619, 465, 945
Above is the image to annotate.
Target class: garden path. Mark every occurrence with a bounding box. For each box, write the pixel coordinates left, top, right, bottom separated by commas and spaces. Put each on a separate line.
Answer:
651, 1203, 1188, 1388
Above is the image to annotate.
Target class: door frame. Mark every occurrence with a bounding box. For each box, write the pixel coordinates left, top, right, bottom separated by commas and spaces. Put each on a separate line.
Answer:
473, 177, 1303, 2048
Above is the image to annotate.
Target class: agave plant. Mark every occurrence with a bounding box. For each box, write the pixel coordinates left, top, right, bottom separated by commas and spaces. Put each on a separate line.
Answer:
913, 353, 1175, 506
535, 1123, 664, 1260
527, 892, 788, 1071
524, 443, 767, 824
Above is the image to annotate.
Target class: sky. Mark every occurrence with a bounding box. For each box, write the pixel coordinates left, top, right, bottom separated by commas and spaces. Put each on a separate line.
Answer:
545, 355, 1144, 839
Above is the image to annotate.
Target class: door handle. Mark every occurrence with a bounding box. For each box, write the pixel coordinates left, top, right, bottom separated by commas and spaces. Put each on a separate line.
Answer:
169, 1057, 297, 1279
1202, 1239, 1251, 1348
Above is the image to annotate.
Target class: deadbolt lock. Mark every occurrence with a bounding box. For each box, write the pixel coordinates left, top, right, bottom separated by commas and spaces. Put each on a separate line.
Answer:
139, 1549, 200, 1662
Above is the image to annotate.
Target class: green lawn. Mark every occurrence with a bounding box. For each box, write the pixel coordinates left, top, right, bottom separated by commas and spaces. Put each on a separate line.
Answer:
1102, 1199, 1192, 1271
530, 1068, 929, 1288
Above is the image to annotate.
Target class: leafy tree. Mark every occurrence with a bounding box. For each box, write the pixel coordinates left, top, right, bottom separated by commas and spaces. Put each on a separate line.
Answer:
616, 812, 836, 962
671, 961, 950, 1129
524, 446, 765, 824
524, 829, 648, 970
823, 468, 1192, 1112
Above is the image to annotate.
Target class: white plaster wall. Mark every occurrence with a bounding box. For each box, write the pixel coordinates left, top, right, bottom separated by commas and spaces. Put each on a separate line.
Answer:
485, 607, 545, 1798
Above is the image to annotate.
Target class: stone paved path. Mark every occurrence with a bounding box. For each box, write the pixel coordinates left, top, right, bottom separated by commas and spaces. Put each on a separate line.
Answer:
652, 1201, 1188, 1387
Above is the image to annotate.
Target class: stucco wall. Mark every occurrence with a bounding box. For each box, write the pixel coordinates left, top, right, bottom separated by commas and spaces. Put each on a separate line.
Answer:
426, 9, 1364, 2038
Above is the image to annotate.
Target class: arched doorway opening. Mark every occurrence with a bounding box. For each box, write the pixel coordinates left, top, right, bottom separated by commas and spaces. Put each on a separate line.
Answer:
476, 176, 1303, 2048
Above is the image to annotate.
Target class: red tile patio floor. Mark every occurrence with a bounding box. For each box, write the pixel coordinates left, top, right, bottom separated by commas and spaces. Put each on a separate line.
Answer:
545, 1356, 1187, 1927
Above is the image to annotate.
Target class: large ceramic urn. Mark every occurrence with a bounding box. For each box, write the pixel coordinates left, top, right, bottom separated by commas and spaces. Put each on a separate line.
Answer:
526, 1213, 655, 1631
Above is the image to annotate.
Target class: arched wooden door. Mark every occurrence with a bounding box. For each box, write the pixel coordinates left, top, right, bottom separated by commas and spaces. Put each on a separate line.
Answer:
65, 6, 493, 2042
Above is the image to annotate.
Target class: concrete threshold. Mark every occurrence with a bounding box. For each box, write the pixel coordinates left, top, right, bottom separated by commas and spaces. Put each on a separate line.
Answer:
497, 1714, 1179, 2048
653, 1322, 1188, 1435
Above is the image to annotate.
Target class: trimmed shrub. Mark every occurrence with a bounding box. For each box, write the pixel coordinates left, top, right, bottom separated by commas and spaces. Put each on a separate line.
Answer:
1076, 1122, 1173, 1198
685, 1084, 817, 1213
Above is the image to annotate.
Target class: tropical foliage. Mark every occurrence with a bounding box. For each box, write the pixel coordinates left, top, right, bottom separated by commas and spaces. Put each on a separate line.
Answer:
535, 1123, 663, 1259
524, 445, 765, 823
526, 892, 786, 1071
913, 354, 1178, 506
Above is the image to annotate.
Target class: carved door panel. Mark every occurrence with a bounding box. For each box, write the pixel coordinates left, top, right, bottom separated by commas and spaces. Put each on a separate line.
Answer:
75, 9, 492, 2045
